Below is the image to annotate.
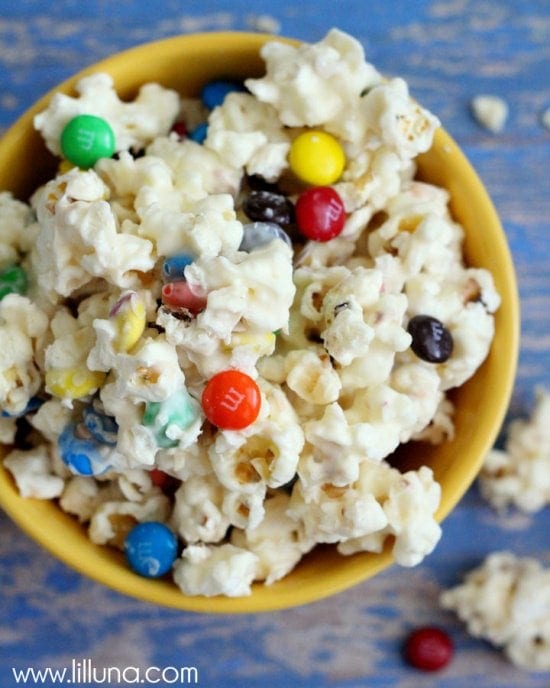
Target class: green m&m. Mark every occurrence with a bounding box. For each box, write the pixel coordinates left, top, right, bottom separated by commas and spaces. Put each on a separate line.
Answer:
142, 388, 199, 448
60, 114, 116, 169
0, 265, 28, 300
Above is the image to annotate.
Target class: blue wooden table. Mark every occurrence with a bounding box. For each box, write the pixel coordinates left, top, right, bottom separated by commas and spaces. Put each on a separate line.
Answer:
1, 1, 548, 686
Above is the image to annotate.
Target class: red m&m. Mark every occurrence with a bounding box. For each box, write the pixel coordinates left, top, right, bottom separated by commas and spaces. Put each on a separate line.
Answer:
295, 186, 346, 242
202, 370, 261, 430
403, 626, 454, 671
161, 281, 206, 314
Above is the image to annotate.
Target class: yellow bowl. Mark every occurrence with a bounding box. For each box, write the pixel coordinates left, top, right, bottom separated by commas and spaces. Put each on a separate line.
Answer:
0, 32, 519, 613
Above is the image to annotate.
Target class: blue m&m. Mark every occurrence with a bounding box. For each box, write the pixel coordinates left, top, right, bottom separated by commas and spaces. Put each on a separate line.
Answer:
82, 405, 118, 445
1, 396, 42, 418
189, 123, 208, 144
239, 222, 292, 252
124, 521, 178, 578
58, 421, 112, 476
200, 79, 246, 110
161, 253, 195, 281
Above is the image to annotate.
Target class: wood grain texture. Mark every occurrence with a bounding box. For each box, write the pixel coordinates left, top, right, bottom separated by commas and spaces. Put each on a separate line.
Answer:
0, 1, 548, 686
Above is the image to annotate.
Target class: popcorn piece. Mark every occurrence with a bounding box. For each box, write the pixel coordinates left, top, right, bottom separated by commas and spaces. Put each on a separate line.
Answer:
289, 474, 388, 544
88, 491, 171, 547
159, 241, 295, 378
470, 94, 508, 133
246, 28, 381, 141
0, 416, 17, 444
32, 169, 155, 300
171, 474, 230, 543
173, 543, 259, 597
335, 463, 441, 566
231, 492, 314, 584
3, 445, 65, 499
479, 388, 550, 512
97, 150, 243, 258
0, 192, 37, 267
360, 77, 440, 158
206, 93, 291, 182
147, 137, 241, 200
245, 13, 281, 35
0, 294, 49, 416
221, 484, 268, 532
30, 399, 73, 443
441, 552, 550, 672
34, 73, 180, 156
284, 349, 341, 404
59, 476, 101, 522
210, 379, 304, 494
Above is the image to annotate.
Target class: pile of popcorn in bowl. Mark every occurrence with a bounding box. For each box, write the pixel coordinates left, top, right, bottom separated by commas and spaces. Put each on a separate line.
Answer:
0, 29, 508, 602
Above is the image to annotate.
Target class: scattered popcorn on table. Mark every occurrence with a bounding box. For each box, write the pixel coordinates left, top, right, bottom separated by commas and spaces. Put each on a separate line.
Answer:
1, 29, 501, 597
478, 387, 550, 513
470, 94, 509, 133
440, 552, 550, 672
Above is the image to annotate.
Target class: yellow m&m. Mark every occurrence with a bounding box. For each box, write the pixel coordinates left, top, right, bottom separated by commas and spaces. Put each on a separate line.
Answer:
288, 130, 345, 186
46, 367, 106, 400
109, 291, 146, 353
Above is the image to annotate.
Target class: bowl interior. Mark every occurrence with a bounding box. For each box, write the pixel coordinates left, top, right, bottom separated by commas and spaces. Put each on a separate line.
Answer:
0, 32, 519, 613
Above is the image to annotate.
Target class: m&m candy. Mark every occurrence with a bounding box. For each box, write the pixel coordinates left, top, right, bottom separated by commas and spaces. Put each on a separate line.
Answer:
407, 315, 454, 363
239, 222, 292, 252
170, 121, 188, 140
288, 130, 345, 186
161, 281, 206, 314
82, 404, 118, 445
109, 291, 146, 353
60, 114, 116, 169
142, 387, 199, 448
200, 79, 246, 110
403, 626, 454, 671
295, 186, 346, 242
58, 421, 112, 476
45, 367, 106, 401
189, 122, 208, 144
0, 265, 28, 300
202, 369, 261, 431
242, 190, 295, 228
124, 521, 178, 578
161, 253, 195, 281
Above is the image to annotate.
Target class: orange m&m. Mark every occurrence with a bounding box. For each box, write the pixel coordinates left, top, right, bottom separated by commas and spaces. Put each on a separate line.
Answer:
201, 370, 261, 431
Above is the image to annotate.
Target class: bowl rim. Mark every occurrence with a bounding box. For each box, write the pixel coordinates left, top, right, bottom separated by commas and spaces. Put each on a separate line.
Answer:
0, 31, 519, 613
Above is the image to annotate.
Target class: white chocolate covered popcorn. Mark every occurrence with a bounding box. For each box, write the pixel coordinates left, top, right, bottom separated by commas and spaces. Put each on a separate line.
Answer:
0, 295, 49, 416
3, 445, 64, 499
441, 552, 550, 672
1, 29, 501, 598
0, 192, 37, 268
173, 543, 259, 597
31, 169, 155, 302
479, 388, 550, 513
231, 492, 315, 584
34, 73, 180, 157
